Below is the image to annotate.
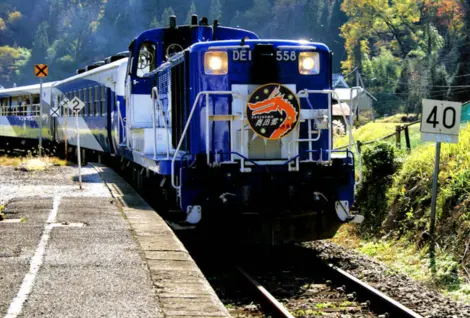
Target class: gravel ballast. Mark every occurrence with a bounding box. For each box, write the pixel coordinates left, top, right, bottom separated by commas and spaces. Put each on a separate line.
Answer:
305, 240, 470, 318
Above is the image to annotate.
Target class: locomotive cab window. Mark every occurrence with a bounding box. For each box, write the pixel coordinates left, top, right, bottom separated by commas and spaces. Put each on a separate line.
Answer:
136, 42, 157, 78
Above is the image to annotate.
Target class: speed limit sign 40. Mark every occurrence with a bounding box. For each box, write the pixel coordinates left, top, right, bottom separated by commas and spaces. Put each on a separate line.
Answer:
421, 99, 462, 143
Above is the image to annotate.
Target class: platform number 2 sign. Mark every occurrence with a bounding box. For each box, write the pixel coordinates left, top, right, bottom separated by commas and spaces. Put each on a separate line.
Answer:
67, 96, 85, 114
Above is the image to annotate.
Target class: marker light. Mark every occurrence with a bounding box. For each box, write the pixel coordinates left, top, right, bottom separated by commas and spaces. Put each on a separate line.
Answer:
299, 52, 320, 75
204, 52, 228, 75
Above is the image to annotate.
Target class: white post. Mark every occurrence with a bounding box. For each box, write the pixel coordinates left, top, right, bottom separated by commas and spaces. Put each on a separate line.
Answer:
75, 113, 82, 190
39, 78, 43, 157
64, 109, 68, 162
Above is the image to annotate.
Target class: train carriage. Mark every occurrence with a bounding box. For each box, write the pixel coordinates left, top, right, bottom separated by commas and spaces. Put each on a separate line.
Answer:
0, 83, 55, 151
51, 54, 128, 156
0, 15, 363, 245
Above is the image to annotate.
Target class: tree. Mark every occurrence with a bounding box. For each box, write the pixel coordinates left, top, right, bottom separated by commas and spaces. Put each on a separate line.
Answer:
210, 0, 222, 22
30, 22, 50, 65
161, 7, 175, 27
185, 2, 197, 25
150, 16, 161, 28
0, 46, 30, 87
328, 0, 348, 72
340, 0, 423, 72
93, 0, 133, 57
238, 0, 271, 35
271, 0, 300, 38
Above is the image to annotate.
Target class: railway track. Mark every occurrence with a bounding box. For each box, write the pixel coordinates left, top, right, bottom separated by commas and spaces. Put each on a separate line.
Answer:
0, 150, 425, 317
0, 153, 439, 317
235, 256, 423, 318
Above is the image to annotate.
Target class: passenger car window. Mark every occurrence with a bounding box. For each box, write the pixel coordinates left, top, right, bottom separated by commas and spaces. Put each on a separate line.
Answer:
136, 42, 157, 78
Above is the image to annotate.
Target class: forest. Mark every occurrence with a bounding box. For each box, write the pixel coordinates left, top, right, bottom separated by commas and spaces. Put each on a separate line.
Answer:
1, 0, 470, 115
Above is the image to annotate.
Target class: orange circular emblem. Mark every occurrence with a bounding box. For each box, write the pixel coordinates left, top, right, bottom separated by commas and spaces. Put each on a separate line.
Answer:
246, 84, 300, 140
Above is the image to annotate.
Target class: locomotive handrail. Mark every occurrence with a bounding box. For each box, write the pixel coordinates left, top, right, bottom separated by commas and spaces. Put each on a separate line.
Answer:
171, 88, 362, 190
297, 89, 362, 186
215, 152, 261, 166
283, 150, 319, 167
349, 87, 363, 186
284, 149, 354, 168
116, 101, 127, 145
287, 133, 322, 171
152, 86, 171, 159
171, 90, 244, 191
208, 45, 250, 50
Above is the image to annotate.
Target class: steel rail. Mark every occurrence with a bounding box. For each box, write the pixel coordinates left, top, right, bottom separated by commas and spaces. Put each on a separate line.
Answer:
324, 263, 424, 318
236, 266, 294, 318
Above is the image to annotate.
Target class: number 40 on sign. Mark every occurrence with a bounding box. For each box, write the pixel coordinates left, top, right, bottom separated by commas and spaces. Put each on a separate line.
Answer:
421, 99, 462, 144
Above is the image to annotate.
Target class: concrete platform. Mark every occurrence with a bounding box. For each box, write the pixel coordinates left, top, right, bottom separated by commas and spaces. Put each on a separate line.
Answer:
0, 163, 229, 318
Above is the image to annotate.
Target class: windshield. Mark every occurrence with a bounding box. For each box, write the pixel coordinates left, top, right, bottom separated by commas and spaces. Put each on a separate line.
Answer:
136, 42, 157, 77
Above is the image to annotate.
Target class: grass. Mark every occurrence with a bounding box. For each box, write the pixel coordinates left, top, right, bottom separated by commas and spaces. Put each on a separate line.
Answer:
387, 123, 470, 234
334, 121, 421, 149
331, 226, 470, 302
330, 120, 470, 303
0, 155, 67, 170
375, 113, 419, 123
0, 156, 23, 166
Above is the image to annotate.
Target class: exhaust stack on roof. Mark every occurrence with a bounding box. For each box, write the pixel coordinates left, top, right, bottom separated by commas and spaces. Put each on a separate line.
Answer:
170, 16, 176, 29
191, 14, 198, 25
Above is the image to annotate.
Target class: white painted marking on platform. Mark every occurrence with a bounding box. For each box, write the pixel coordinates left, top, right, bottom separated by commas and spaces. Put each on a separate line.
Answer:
5, 196, 61, 318
50, 222, 87, 228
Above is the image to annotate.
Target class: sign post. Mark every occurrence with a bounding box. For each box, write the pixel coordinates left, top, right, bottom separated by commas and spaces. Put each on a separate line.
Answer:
35, 64, 48, 157
421, 99, 462, 263
429, 141, 441, 245
75, 113, 82, 190
59, 98, 70, 161
67, 97, 85, 190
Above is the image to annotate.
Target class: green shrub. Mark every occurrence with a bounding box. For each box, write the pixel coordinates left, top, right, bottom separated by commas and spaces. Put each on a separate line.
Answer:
355, 142, 399, 233
385, 124, 470, 253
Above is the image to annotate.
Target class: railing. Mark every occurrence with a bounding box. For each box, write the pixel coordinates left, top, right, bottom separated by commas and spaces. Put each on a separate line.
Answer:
116, 101, 127, 146
151, 87, 171, 159
171, 91, 243, 191
335, 120, 420, 153
170, 89, 361, 191
294, 89, 362, 185
0, 104, 41, 116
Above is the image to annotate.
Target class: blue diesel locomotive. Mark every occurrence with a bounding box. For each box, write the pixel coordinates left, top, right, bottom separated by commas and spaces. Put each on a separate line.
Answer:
0, 16, 363, 244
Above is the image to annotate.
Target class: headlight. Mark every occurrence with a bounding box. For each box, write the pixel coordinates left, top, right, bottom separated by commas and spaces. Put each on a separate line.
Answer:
299, 52, 320, 75
204, 52, 228, 75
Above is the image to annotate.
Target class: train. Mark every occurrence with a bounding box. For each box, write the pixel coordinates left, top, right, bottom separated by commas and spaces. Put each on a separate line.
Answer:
0, 15, 363, 245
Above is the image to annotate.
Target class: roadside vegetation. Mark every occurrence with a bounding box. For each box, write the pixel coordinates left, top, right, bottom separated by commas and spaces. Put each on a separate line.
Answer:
332, 122, 470, 302
334, 113, 421, 149
0, 154, 67, 170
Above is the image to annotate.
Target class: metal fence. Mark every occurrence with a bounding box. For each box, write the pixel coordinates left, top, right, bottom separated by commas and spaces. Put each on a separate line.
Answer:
336, 121, 421, 153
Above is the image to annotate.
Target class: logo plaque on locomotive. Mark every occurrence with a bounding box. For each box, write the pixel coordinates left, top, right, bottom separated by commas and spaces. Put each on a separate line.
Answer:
246, 84, 300, 140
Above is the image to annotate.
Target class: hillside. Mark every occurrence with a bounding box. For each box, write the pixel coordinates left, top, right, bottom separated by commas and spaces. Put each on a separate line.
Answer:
334, 115, 421, 149
0, 0, 346, 87
334, 120, 470, 301
2, 0, 470, 119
